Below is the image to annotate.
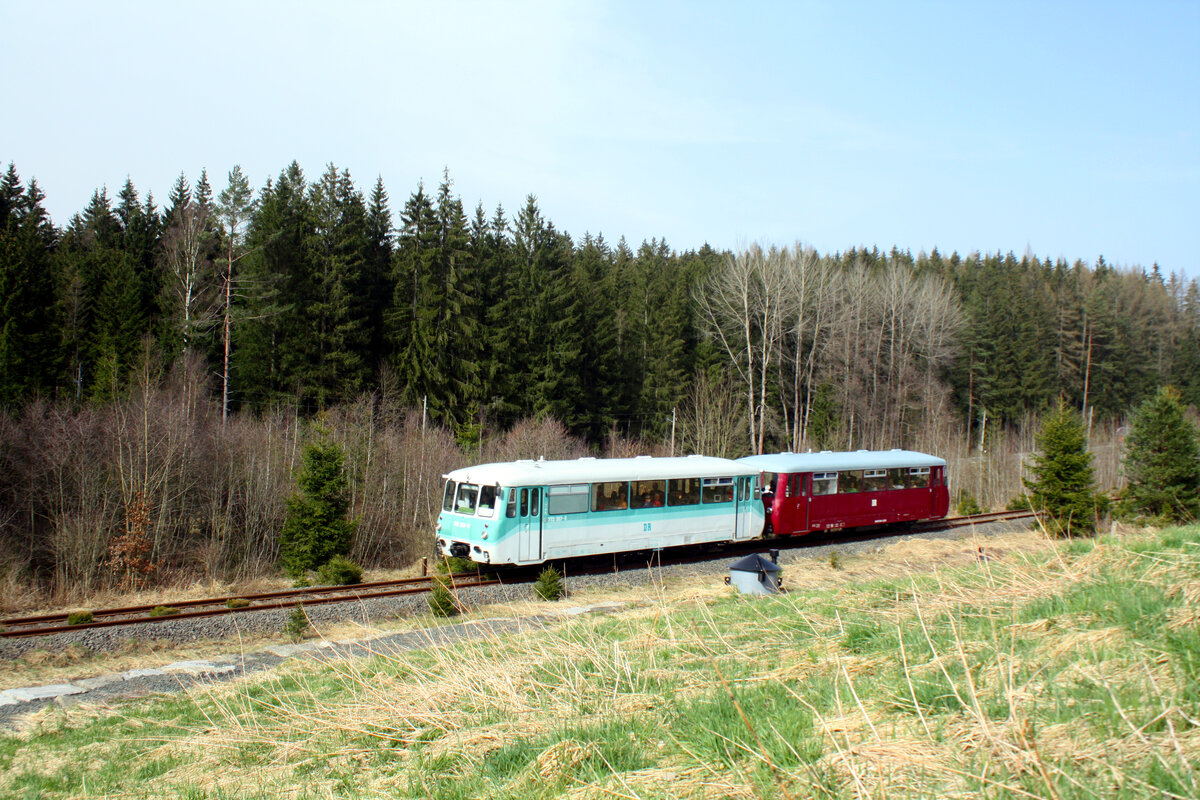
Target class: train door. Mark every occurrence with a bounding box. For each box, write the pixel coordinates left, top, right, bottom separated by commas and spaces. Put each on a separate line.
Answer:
734, 475, 757, 540
517, 487, 542, 562
788, 473, 810, 534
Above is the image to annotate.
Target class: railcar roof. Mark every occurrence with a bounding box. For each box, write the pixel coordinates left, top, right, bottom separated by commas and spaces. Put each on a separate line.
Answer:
738, 449, 946, 473
443, 456, 756, 486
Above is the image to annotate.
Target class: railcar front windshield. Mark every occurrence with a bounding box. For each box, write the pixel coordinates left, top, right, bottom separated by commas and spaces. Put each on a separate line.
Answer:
442, 480, 456, 512
454, 483, 480, 514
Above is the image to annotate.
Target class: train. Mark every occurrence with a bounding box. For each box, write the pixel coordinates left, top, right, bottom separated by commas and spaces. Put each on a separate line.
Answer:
434, 449, 948, 566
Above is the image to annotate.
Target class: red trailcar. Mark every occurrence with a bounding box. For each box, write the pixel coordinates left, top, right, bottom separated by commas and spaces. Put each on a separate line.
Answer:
737, 450, 949, 536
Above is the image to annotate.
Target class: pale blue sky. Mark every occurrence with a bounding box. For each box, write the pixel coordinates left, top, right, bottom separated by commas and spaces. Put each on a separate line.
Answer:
4, 1, 1197, 273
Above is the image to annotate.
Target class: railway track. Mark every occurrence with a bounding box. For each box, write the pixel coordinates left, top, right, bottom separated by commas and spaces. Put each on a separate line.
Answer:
0, 510, 1036, 641
0, 572, 500, 640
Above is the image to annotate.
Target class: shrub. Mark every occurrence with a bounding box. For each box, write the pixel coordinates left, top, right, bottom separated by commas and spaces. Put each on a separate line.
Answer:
428, 574, 460, 617
284, 605, 310, 642
225, 597, 251, 609
317, 555, 363, 586
148, 606, 180, 617
828, 550, 843, 570
954, 490, 982, 516
66, 610, 94, 625
1007, 494, 1032, 511
436, 556, 478, 575
534, 566, 565, 601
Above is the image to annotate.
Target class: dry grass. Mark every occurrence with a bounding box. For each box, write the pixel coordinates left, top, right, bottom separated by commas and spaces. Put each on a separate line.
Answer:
4, 523, 1199, 799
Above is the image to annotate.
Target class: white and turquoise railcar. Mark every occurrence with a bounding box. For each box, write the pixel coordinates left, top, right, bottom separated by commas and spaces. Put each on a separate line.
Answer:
435, 456, 765, 566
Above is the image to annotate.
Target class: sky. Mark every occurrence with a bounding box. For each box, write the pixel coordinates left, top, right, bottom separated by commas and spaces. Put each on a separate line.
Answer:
3, 0, 1198, 274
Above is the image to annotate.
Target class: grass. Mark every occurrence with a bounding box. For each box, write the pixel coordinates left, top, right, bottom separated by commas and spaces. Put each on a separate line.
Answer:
0, 525, 1198, 798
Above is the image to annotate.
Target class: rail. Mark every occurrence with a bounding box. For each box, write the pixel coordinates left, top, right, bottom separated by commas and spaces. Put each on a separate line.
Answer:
0, 572, 499, 640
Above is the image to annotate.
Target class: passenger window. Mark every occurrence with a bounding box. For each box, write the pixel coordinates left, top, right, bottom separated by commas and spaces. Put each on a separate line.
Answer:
668, 478, 701, 505
888, 469, 907, 490
591, 481, 629, 512
863, 469, 887, 492
630, 480, 666, 509
506, 490, 517, 518
812, 473, 837, 495
839, 471, 863, 493
909, 467, 930, 488
547, 484, 589, 514
702, 478, 734, 503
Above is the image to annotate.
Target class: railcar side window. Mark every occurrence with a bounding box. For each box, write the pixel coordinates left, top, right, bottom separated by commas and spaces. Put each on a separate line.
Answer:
668, 478, 701, 505
442, 481, 456, 512
840, 471, 863, 493
506, 489, 517, 518
702, 477, 734, 503
791, 474, 805, 497
888, 468, 907, 490
478, 485, 497, 517
520, 488, 529, 517
528, 488, 540, 516
455, 483, 479, 513
909, 467, 930, 488
592, 481, 629, 511
547, 483, 589, 514
863, 469, 887, 492
812, 472, 837, 495
630, 480, 666, 509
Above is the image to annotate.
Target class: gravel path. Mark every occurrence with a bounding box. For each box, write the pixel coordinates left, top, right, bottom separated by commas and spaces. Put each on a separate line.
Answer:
0, 518, 1030, 728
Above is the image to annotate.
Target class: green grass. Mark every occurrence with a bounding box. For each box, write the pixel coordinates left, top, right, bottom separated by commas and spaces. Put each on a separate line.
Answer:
2, 525, 1199, 797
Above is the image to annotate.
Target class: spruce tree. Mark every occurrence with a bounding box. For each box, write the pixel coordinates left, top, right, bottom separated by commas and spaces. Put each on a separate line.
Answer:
278, 434, 357, 578
1023, 401, 1107, 536
1122, 386, 1200, 522
0, 169, 61, 405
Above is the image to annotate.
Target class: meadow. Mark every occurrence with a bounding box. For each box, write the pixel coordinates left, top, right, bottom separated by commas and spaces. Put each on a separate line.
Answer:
1, 523, 1197, 799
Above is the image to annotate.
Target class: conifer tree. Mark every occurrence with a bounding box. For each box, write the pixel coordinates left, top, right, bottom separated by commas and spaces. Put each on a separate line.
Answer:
215, 165, 255, 420
1023, 401, 1107, 536
0, 167, 60, 404
235, 162, 310, 408
278, 433, 357, 578
1121, 386, 1200, 522
304, 163, 370, 407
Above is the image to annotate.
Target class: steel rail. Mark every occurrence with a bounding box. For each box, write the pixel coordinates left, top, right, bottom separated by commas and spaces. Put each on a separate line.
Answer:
0, 574, 499, 638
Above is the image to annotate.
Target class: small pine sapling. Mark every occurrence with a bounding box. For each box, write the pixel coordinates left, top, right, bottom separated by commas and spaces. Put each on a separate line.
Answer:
284, 605, 310, 642
534, 566, 565, 601
428, 574, 460, 617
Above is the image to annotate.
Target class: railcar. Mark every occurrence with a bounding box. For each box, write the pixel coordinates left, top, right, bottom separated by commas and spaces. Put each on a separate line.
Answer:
737, 450, 949, 536
435, 456, 765, 566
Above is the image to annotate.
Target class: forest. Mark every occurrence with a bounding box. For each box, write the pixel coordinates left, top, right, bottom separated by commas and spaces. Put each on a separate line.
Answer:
2, 159, 1198, 600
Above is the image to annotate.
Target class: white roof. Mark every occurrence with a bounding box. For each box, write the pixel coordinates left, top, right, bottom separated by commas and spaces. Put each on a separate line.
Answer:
443, 455, 755, 486
738, 449, 946, 473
